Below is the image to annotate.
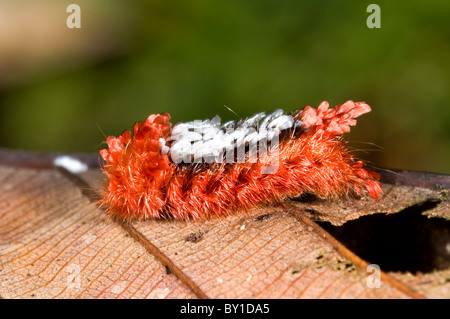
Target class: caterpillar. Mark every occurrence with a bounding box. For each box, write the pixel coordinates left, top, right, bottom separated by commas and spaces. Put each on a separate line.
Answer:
99, 100, 382, 220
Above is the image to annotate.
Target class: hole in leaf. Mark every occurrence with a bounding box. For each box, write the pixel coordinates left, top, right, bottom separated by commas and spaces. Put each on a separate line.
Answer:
318, 200, 450, 273
185, 231, 204, 243
255, 213, 272, 221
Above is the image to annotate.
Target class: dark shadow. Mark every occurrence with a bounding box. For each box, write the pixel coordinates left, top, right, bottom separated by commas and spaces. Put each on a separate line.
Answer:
317, 200, 450, 273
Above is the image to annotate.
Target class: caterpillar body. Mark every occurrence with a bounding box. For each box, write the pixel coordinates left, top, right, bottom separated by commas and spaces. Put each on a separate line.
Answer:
100, 100, 382, 220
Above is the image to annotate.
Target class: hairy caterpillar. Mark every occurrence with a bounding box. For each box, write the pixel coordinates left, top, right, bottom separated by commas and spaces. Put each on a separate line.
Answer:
100, 100, 382, 220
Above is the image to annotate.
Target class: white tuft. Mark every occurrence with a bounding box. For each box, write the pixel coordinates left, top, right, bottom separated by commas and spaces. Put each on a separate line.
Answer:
53, 155, 88, 173
159, 138, 170, 155
168, 109, 301, 163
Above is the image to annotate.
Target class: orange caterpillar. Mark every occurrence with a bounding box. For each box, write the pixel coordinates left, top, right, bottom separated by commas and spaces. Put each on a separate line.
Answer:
100, 101, 382, 220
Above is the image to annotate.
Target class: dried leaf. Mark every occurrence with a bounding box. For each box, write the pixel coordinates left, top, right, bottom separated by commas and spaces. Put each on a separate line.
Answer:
0, 149, 449, 298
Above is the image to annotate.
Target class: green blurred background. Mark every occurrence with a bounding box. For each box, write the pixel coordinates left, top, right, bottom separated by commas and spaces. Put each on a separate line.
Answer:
0, 0, 449, 173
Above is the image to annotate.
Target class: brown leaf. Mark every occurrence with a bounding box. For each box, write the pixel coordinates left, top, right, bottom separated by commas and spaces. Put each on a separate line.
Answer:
0, 149, 449, 299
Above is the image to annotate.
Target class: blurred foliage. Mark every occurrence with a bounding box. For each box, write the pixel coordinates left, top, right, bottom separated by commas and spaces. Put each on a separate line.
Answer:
0, 0, 449, 173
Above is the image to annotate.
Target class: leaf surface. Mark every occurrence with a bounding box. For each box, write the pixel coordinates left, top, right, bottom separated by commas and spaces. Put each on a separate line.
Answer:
0, 149, 449, 298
